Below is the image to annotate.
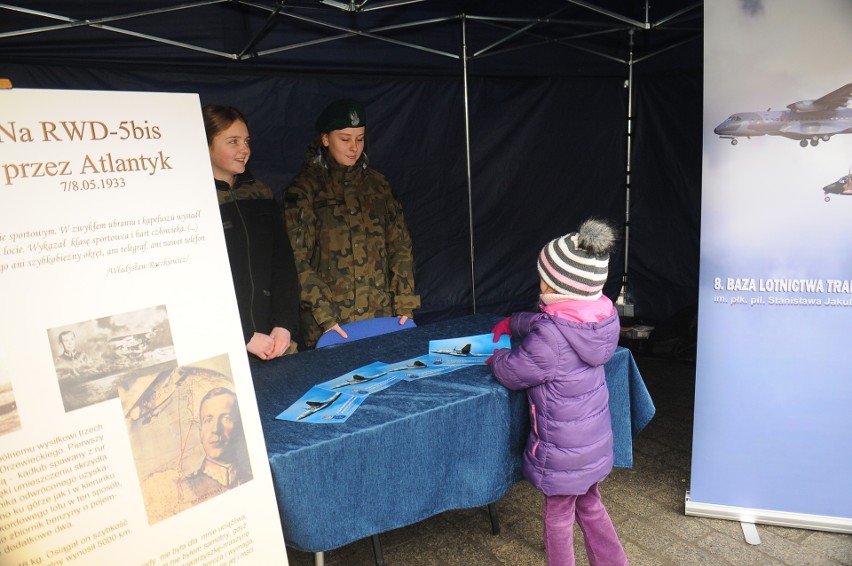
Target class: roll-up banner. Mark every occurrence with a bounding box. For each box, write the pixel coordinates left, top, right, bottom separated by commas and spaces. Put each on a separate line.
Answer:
0, 89, 290, 563
689, 1, 852, 532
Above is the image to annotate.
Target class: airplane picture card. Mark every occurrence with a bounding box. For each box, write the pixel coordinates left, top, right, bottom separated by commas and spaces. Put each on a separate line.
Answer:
316, 360, 405, 395
390, 355, 468, 381
427, 333, 511, 366
276, 386, 365, 423
279, 334, 510, 424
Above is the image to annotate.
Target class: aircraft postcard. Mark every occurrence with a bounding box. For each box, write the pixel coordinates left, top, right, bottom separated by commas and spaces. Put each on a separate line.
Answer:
427, 333, 511, 366
276, 386, 365, 423
280, 334, 511, 423
365, 354, 465, 382
317, 360, 405, 395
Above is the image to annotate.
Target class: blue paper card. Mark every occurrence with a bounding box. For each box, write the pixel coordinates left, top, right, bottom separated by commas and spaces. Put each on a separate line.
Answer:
369, 355, 464, 381
276, 386, 365, 423
318, 361, 404, 395
281, 334, 511, 423
427, 333, 510, 366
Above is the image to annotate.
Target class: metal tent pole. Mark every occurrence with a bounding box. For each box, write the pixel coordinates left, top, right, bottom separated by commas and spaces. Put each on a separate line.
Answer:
461, 14, 477, 313
616, 28, 635, 318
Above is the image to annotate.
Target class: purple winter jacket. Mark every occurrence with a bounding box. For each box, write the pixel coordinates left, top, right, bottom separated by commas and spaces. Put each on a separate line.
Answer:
490, 304, 620, 496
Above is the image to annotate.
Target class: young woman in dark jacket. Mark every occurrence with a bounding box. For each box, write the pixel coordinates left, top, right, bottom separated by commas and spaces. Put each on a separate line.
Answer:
204, 105, 300, 361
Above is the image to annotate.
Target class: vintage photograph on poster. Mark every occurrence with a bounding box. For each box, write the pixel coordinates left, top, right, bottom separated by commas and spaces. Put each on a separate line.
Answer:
0, 345, 21, 436
48, 305, 177, 412
118, 353, 253, 524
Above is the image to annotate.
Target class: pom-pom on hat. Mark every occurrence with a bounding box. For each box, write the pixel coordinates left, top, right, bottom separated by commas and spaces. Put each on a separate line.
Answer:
315, 99, 366, 133
538, 218, 616, 300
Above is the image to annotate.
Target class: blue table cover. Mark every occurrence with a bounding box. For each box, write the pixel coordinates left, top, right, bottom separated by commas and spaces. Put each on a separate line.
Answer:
251, 313, 654, 553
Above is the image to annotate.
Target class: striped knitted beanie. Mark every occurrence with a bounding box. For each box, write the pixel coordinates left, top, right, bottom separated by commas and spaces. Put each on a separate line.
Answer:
537, 218, 616, 300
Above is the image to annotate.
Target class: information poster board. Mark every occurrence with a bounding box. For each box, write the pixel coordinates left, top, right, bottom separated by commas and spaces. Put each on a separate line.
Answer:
0, 89, 289, 564
690, 1, 852, 531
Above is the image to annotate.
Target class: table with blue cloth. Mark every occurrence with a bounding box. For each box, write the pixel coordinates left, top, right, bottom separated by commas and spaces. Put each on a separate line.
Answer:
250, 313, 655, 554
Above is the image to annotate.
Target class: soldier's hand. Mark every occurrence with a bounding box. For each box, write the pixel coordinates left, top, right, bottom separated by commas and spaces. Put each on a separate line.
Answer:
325, 324, 349, 339
398, 316, 409, 325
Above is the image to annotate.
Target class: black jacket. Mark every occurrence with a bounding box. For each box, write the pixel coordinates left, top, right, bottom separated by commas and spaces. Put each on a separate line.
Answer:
216, 171, 300, 345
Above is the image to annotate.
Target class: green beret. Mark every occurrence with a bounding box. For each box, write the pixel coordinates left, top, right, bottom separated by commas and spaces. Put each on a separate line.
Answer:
315, 99, 367, 132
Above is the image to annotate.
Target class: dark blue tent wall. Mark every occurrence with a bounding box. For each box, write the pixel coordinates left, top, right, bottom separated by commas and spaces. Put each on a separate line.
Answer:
0, 1, 703, 327
631, 72, 703, 324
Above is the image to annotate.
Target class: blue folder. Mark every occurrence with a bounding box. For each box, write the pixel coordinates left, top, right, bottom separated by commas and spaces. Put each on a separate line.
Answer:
315, 317, 417, 348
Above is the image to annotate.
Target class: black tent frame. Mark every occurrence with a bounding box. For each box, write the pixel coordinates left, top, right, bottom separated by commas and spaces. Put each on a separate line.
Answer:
1, 0, 703, 323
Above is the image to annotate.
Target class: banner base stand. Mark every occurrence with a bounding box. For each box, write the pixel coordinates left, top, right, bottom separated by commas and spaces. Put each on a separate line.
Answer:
740, 522, 761, 545
685, 491, 852, 534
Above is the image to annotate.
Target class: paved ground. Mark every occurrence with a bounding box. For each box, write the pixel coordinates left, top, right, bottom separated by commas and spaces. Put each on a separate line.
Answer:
285, 354, 852, 566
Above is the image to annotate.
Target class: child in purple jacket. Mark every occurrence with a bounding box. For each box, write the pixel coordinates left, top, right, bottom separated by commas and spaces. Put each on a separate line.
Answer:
489, 218, 628, 566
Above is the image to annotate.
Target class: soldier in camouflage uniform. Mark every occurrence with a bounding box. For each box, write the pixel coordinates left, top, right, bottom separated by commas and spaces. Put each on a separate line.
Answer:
283, 99, 420, 348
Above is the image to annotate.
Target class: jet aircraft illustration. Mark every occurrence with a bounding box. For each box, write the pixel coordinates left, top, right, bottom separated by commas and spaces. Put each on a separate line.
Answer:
714, 83, 852, 147
330, 360, 428, 389
297, 392, 341, 420
822, 171, 852, 201
430, 344, 489, 357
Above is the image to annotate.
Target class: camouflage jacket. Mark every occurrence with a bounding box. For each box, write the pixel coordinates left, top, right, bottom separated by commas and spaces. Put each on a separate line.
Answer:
283, 141, 420, 347
217, 171, 300, 345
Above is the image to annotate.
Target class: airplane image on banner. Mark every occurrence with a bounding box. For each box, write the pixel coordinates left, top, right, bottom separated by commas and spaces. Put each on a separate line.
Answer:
714, 83, 852, 147
822, 170, 852, 202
